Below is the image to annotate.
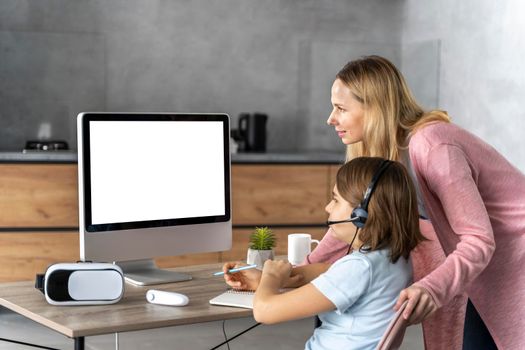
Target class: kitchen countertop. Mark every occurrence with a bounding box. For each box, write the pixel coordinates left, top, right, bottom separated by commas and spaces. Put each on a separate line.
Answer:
0, 151, 344, 164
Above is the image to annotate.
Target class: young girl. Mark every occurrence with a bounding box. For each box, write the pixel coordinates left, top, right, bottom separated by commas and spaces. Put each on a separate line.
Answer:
222, 157, 425, 350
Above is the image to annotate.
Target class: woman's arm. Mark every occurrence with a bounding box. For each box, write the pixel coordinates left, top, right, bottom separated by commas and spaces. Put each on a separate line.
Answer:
253, 260, 335, 324
399, 143, 496, 322
301, 228, 349, 265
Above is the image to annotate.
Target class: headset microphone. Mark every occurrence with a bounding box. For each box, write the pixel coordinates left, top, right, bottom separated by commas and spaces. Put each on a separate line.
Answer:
326, 217, 359, 226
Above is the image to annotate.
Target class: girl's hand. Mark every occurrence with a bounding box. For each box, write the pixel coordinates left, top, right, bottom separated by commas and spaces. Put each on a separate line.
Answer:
222, 261, 262, 290
261, 260, 293, 287
394, 285, 438, 325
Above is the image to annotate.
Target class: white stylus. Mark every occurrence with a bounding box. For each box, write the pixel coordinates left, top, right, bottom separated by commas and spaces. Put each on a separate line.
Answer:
212, 264, 258, 276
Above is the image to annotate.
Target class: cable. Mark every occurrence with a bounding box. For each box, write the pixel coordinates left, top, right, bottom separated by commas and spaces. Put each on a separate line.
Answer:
221, 320, 231, 350
346, 227, 360, 255
0, 337, 60, 350
210, 321, 261, 350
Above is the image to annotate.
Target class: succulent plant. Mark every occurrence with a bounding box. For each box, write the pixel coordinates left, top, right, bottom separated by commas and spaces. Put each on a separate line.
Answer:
249, 226, 276, 250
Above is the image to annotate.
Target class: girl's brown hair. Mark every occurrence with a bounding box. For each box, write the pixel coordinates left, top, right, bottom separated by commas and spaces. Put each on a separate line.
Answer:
336, 157, 425, 263
336, 55, 450, 162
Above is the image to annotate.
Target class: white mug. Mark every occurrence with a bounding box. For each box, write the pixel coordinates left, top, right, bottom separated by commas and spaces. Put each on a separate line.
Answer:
287, 233, 320, 266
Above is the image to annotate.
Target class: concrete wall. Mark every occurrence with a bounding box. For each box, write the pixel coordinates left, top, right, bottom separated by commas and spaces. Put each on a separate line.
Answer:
0, 0, 403, 152
401, 0, 525, 171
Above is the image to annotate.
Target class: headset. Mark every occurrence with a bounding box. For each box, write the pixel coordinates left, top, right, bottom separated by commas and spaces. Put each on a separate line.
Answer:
327, 159, 393, 228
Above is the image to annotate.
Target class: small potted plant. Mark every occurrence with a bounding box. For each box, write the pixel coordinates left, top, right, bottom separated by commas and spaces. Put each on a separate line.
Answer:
247, 226, 276, 269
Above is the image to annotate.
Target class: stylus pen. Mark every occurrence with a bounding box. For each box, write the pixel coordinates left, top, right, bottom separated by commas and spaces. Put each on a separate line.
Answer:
213, 264, 258, 276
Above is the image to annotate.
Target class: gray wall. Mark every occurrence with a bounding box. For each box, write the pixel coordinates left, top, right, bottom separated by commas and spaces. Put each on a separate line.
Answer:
0, 0, 403, 152
401, 0, 525, 171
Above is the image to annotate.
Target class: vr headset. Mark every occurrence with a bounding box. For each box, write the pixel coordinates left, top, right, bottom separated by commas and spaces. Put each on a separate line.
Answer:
35, 262, 124, 305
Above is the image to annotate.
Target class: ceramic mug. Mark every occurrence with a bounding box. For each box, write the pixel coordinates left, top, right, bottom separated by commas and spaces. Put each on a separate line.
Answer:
287, 233, 320, 266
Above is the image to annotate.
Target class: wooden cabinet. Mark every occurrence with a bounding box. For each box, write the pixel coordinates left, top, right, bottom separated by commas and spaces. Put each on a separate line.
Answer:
0, 232, 79, 281
328, 164, 341, 193
0, 164, 80, 281
0, 163, 336, 281
0, 164, 78, 228
232, 165, 331, 225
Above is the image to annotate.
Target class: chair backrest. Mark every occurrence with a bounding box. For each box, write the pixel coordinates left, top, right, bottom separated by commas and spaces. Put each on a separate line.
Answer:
375, 301, 409, 350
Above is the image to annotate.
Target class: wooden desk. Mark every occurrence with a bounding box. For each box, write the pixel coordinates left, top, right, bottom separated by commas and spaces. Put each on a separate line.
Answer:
0, 262, 252, 349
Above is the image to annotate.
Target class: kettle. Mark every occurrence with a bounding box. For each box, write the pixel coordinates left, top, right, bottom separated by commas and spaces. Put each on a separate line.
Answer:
236, 113, 268, 152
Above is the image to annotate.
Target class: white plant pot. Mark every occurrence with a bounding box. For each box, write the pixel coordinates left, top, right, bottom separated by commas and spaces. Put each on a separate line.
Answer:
247, 248, 274, 269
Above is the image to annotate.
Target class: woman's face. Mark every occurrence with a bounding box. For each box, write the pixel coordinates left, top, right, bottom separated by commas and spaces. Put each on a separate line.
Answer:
325, 185, 355, 243
327, 79, 365, 145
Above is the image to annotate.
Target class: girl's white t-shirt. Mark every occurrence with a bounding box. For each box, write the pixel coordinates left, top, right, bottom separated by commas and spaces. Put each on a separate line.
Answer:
305, 248, 412, 350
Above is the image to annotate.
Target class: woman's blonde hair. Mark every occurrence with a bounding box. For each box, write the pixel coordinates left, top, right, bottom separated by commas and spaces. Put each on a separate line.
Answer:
336, 55, 450, 162
336, 157, 425, 263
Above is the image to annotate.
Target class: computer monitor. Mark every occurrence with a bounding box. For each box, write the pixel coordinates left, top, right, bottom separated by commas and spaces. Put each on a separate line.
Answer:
77, 112, 231, 285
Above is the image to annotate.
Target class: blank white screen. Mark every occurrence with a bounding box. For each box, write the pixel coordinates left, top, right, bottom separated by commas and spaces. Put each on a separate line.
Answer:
89, 120, 225, 225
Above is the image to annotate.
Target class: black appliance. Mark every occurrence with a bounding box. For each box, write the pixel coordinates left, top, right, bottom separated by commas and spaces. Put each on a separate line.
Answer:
24, 140, 69, 151
233, 113, 268, 152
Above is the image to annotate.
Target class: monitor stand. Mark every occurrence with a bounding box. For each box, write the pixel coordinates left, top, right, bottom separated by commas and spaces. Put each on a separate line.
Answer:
117, 259, 192, 286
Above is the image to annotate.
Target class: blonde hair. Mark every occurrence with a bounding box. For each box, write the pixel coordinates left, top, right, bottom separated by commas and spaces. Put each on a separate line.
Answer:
336, 157, 425, 263
336, 55, 450, 162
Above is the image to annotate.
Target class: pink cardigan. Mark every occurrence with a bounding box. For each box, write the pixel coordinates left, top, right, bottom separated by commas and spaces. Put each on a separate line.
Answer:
410, 122, 525, 349
306, 123, 525, 349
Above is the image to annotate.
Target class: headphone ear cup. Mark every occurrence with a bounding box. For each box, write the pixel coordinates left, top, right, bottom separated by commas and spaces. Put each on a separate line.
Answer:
351, 207, 368, 228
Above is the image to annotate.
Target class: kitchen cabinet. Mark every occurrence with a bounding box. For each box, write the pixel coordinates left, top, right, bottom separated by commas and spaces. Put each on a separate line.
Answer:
0, 232, 79, 282
329, 164, 340, 193
232, 165, 331, 225
0, 163, 337, 281
0, 164, 78, 228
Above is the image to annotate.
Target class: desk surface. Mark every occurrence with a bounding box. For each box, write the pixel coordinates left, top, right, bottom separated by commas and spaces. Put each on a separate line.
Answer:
0, 262, 252, 338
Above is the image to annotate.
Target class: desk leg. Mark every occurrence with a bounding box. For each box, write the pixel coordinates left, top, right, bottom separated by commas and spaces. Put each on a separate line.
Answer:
74, 337, 84, 350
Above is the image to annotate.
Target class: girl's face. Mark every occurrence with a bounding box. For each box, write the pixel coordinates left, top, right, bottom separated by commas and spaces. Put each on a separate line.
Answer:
325, 185, 357, 244
327, 79, 365, 145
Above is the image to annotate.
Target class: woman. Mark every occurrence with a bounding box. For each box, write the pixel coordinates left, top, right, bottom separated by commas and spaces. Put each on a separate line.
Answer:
306, 55, 525, 349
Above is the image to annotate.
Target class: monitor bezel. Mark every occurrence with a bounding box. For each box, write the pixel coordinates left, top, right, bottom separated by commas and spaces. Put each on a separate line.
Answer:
80, 113, 231, 233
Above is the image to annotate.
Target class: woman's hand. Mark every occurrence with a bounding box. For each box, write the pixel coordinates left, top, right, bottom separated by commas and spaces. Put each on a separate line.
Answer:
394, 285, 439, 325
261, 260, 293, 288
222, 261, 262, 290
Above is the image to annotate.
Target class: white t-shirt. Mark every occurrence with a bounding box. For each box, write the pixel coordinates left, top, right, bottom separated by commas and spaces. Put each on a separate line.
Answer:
305, 248, 412, 350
